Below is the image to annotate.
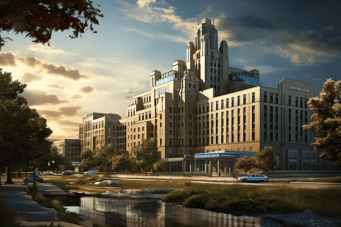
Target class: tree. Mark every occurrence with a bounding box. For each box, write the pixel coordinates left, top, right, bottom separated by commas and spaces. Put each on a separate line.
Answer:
236, 155, 256, 174
133, 138, 161, 176
153, 159, 167, 176
302, 78, 341, 167
115, 152, 136, 173
0, 0, 103, 49
81, 149, 97, 170
96, 145, 115, 175
255, 147, 276, 176
0, 69, 52, 184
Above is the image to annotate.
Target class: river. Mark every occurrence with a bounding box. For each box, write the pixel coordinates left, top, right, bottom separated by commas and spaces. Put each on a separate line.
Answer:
54, 195, 284, 227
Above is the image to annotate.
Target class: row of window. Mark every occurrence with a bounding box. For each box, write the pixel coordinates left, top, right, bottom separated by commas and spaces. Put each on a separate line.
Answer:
138, 111, 152, 121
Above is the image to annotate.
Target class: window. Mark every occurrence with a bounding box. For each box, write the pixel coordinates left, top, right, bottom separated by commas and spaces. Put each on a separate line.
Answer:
289, 95, 291, 106
305, 98, 308, 108
252, 92, 255, 103
264, 91, 267, 102
300, 97, 303, 107
216, 101, 219, 110
237, 96, 240, 106
243, 133, 246, 141
221, 100, 224, 109
264, 132, 267, 141
243, 94, 246, 104
270, 93, 273, 103
226, 98, 229, 108
252, 132, 255, 140
160, 139, 162, 145
275, 94, 278, 104
170, 107, 172, 113
231, 97, 234, 107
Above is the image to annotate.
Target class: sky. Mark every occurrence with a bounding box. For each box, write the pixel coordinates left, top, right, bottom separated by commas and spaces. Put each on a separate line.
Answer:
0, 0, 340, 142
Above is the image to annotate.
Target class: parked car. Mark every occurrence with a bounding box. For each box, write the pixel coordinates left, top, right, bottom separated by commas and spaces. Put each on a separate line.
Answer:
84, 170, 97, 175
238, 174, 268, 182
62, 170, 74, 176
44, 171, 55, 175
23, 175, 44, 183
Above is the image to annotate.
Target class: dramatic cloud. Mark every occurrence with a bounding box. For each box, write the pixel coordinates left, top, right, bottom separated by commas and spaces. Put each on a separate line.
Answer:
18, 56, 41, 67
21, 72, 42, 83
23, 90, 67, 105
47, 84, 65, 89
269, 31, 341, 66
42, 63, 88, 80
71, 94, 82, 99
0, 52, 16, 66
59, 105, 82, 116
79, 86, 95, 93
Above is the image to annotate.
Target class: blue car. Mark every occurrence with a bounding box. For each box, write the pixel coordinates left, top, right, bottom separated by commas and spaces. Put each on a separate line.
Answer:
84, 170, 97, 175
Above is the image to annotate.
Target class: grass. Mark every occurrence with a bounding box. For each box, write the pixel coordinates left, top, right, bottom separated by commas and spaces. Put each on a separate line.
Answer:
161, 184, 341, 220
151, 172, 209, 176
0, 199, 20, 227
289, 176, 341, 183
34, 193, 83, 225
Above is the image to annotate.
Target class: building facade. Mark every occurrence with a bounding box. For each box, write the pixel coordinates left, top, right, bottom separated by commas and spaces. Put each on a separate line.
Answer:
79, 112, 126, 156
54, 139, 81, 163
121, 16, 334, 171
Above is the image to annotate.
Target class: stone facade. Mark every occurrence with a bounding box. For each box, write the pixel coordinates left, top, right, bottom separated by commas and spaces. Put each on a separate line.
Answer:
79, 112, 126, 156
121, 17, 334, 171
54, 139, 80, 162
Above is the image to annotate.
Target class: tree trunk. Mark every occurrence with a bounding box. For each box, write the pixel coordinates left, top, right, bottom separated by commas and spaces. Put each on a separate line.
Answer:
17, 167, 21, 178
5, 164, 14, 184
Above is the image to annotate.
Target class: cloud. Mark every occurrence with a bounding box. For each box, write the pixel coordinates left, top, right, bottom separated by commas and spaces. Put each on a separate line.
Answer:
63, 128, 79, 132
59, 105, 82, 116
47, 84, 65, 89
18, 56, 41, 67
79, 86, 95, 93
0, 52, 16, 66
23, 90, 67, 105
124, 28, 188, 43
137, 0, 156, 8
27, 44, 66, 54
71, 94, 82, 99
122, 89, 135, 94
58, 120, 81, 127
42, 63, 88, 80
326, 26, 334, 30
21, 72, 42, 83
269, 31, 341, 66
38, 110, 62, 117
119, 1, 196, 39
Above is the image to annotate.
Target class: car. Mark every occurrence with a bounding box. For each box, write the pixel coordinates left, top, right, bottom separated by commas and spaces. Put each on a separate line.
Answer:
238, 174, 268, 182
62, 170, 74, 175
23, 175, 44, 183
84, 170, 97, 175
44, 171, 55, 175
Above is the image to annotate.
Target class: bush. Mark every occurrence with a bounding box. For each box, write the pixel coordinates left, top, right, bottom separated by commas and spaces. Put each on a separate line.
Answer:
0, 199, 20, 227
184, 182, 192, 186
184, 194, 209, 209
162, 188, 206, 203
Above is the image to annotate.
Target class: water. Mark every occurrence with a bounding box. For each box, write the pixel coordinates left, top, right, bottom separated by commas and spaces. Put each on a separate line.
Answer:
59, 196, 284, 227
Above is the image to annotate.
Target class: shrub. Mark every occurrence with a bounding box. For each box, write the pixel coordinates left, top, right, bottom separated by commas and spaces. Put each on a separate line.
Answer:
184, 194, 209, 209
184, 182, 192, 186
0, 199, 20, 227
162, 188, 206, 203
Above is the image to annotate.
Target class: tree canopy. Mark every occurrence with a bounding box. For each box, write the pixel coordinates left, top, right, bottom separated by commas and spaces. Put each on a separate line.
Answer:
236, 155, 256, 174
255, 146, 276, 176
0, 69, 52, 183
132, 138, 161, 176
302, 78, 341, 167
0, 0, 103, 49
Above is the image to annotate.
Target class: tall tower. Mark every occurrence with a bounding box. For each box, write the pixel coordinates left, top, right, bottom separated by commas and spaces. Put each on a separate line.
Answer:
186, 15, 229, 96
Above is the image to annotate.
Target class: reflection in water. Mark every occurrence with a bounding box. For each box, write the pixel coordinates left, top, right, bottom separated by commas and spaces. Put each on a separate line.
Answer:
71, 197, 284, 227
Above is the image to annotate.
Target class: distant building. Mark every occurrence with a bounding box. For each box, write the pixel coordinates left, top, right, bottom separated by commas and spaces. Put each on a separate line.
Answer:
121, 16, 334, 171
79, 112, 126, 156
54, 139, 81, 162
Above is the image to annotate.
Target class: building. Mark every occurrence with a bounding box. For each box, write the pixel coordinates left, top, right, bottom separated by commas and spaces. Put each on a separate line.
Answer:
54, 139, 81, 163
79, 112, 126, 156
122, 15, 334, 172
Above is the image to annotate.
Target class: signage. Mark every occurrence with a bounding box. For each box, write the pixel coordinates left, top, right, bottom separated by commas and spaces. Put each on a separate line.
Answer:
195, 153, 239, 158
289, 86, 309, 93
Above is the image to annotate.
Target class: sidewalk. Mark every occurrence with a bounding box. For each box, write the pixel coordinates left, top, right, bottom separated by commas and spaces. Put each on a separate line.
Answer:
0, 178, 81, 226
